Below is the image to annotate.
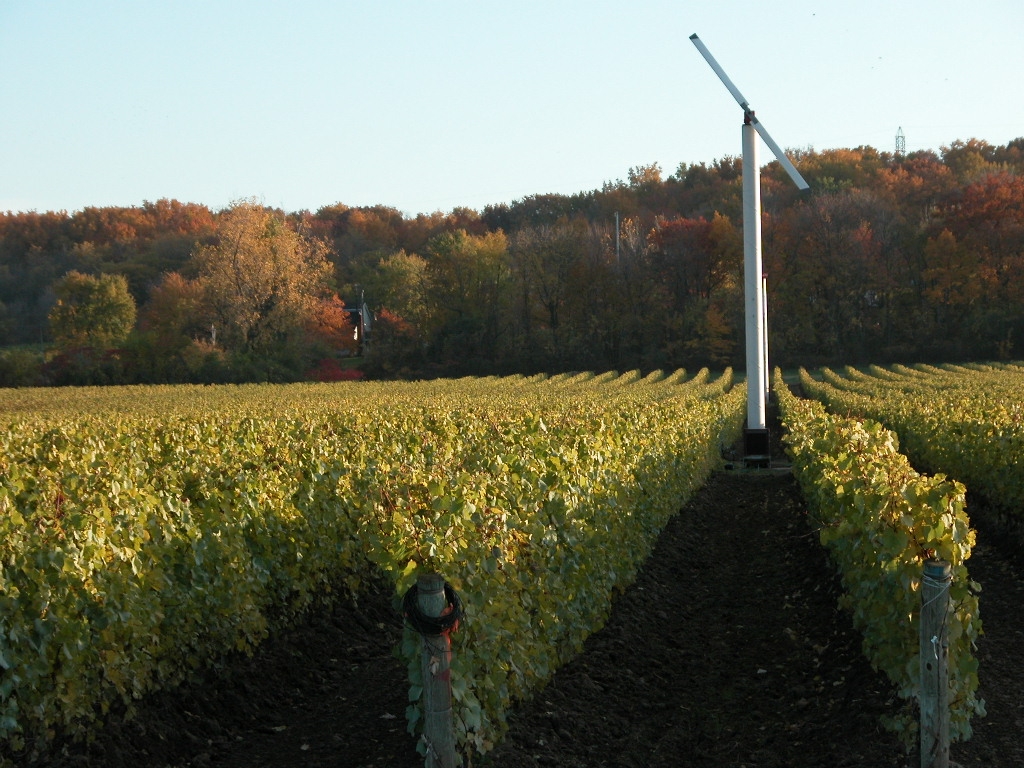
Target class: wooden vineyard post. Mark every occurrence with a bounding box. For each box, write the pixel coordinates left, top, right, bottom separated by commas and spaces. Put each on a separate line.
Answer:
413, 572, 460, 768
920, 559, 951, 768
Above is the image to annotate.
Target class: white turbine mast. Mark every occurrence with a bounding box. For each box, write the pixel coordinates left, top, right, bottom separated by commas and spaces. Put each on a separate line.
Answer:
690, 33, 809, 466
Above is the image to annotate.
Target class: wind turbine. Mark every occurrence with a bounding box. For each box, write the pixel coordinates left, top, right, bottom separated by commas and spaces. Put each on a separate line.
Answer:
689, 33, 809, 465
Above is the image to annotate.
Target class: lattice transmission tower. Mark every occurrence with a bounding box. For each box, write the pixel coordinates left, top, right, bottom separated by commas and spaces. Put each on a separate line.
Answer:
895, 126, 906, 156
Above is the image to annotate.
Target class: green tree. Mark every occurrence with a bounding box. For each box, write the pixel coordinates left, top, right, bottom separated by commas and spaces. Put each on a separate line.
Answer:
0, 348, 44, 386
365, 249, 435, 337
941, 138, 1001, 182
425, 229, 509, 360
48, 270, 137, 349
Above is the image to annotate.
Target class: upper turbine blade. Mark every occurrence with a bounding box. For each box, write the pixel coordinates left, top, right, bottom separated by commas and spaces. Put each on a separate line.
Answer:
689, 34, 750, 111
691, 33, 810, 192
751, 118, 810, 191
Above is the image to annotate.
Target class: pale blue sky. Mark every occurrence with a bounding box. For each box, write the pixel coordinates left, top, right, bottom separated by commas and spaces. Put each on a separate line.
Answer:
2, 0, 1021, 216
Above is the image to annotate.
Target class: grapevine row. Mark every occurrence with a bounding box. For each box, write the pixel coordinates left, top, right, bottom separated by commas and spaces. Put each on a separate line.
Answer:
799, 363, 1024, 518
774, 369, 983, 744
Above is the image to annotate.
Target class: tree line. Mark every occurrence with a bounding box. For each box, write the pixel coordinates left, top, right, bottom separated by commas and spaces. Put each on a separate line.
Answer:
1, 137, 1022, 385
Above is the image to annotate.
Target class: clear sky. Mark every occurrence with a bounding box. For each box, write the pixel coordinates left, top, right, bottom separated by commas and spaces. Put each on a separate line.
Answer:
2, 0, 1022, 217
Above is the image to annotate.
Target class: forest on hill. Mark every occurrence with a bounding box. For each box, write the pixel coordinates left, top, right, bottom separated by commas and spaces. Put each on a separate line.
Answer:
1, 137, 1023, 385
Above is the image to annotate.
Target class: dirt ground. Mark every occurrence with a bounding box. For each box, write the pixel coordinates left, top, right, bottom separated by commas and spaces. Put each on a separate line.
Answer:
15, 438, 1024, 767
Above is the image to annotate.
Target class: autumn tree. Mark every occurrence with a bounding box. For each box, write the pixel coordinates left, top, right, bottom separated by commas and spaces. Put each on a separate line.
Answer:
921, 230, 981, 310
139, 271, 209, 349
507, 220, 591, 364
669, 158, 743, 221
875, 150, 955, 229
304, 293, 358, 356
648, 213, 741, 366
910, 228, 987, 356
193, 200, 334, 356
776, 188, 903, 362
125, 271, 221, 382
48, 270, 137, 349
628, 162, 663, 188
795, 147, 886, 191
571, 220, 634, 367
940, 172, 1024, 303
928, 171, 1024, 356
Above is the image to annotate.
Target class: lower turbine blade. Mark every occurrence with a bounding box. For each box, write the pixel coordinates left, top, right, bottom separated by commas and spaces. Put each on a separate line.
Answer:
752, 119, 810, 191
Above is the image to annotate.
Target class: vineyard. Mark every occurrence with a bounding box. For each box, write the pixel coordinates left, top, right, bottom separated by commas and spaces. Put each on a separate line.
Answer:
2, 365, 1024, 766
0, 369, 745, 763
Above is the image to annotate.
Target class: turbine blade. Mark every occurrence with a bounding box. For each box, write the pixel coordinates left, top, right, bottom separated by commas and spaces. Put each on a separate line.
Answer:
691, 33, 810, 192
751, 118, 810, 191
689, 34, 750, 111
